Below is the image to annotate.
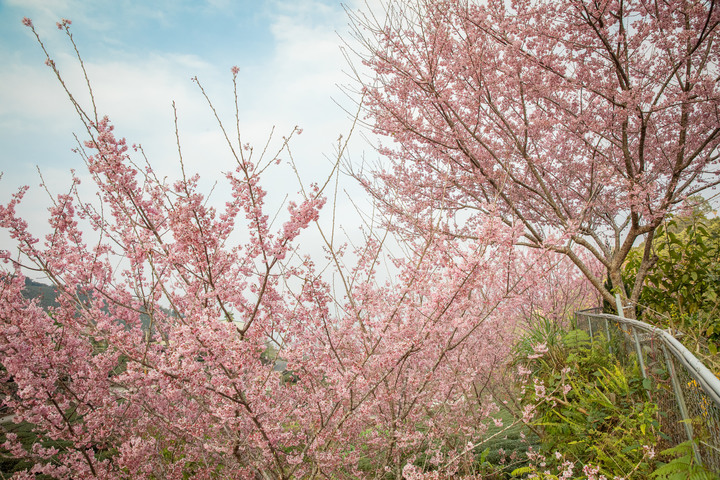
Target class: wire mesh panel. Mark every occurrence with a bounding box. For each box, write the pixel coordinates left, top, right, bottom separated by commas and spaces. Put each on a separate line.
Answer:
575, 311, 720, 472
672, 352, 720, 472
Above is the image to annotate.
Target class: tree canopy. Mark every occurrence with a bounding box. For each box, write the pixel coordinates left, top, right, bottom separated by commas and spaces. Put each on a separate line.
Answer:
353, 0, 720, 312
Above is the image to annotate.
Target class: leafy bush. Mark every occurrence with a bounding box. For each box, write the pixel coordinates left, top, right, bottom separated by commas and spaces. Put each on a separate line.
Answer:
623, 211, 720, 352
514, 320, 660, 478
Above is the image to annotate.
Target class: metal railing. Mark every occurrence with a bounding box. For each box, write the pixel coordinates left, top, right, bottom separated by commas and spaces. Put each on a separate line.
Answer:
574, 306, 720, 473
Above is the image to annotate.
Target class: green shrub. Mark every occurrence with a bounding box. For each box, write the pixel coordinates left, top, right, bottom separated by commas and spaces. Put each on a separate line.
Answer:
651, 441, 720, 480
623, 208, 720, 351
514, 320, 661, 478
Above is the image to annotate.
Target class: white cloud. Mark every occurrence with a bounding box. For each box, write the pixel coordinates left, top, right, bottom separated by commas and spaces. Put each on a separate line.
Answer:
5, 0, 74, 16
0, 0, 384, 265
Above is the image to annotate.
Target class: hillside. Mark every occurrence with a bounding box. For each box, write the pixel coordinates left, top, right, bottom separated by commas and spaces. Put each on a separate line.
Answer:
21, 278, 59, 310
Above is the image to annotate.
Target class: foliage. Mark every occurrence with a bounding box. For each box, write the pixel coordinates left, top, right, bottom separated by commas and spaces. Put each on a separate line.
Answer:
514, 321, 660, 478
651, 441, 720, 480
446, 409, 541, 478
513, 315, 570, 373
624, 215, 720, 319
623, 211, 720, 353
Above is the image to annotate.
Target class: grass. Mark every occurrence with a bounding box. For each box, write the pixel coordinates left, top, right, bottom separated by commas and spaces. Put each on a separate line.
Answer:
1, 419, 48, 476
473, 407, 540, 477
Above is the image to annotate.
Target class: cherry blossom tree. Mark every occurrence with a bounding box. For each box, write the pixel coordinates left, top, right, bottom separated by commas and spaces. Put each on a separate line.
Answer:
0, 18, 593, 479
352, 0, 720, 313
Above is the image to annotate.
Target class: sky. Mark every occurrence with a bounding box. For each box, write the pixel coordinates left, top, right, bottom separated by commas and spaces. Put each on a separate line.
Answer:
0, 0, 385, 269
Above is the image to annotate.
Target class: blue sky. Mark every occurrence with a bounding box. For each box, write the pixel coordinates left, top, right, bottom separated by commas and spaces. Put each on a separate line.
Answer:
0, 0, 380, 257
1, 1, 277, 64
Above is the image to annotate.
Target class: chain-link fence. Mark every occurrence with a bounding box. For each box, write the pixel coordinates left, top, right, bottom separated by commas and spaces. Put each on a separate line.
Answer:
574, 308, 720, 473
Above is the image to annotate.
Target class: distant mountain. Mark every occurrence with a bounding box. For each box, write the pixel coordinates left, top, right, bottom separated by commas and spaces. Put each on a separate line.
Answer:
21, 278, 59, 310
21, 278, 155, 330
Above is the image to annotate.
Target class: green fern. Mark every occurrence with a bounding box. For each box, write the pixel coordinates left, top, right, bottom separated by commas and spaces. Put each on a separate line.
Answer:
651, 441, 719, 480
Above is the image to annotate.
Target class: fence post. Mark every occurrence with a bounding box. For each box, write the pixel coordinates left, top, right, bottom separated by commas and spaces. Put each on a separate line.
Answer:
615, 294, 624, 318
631, 327, 648, 380
604, 317, 613, 355
662, 344, 702, 465
616, 294, 647, 379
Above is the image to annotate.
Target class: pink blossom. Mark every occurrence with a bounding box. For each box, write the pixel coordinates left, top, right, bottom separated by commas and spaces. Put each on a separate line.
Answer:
643, 445, 655, 459
3, 8, 690, 478
359, 0, 720, 314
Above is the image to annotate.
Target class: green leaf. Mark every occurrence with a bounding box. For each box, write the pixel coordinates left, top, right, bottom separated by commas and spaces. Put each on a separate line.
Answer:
643, 377, 652, 391
511, 466, 536, 477
479, 447, 490, 464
